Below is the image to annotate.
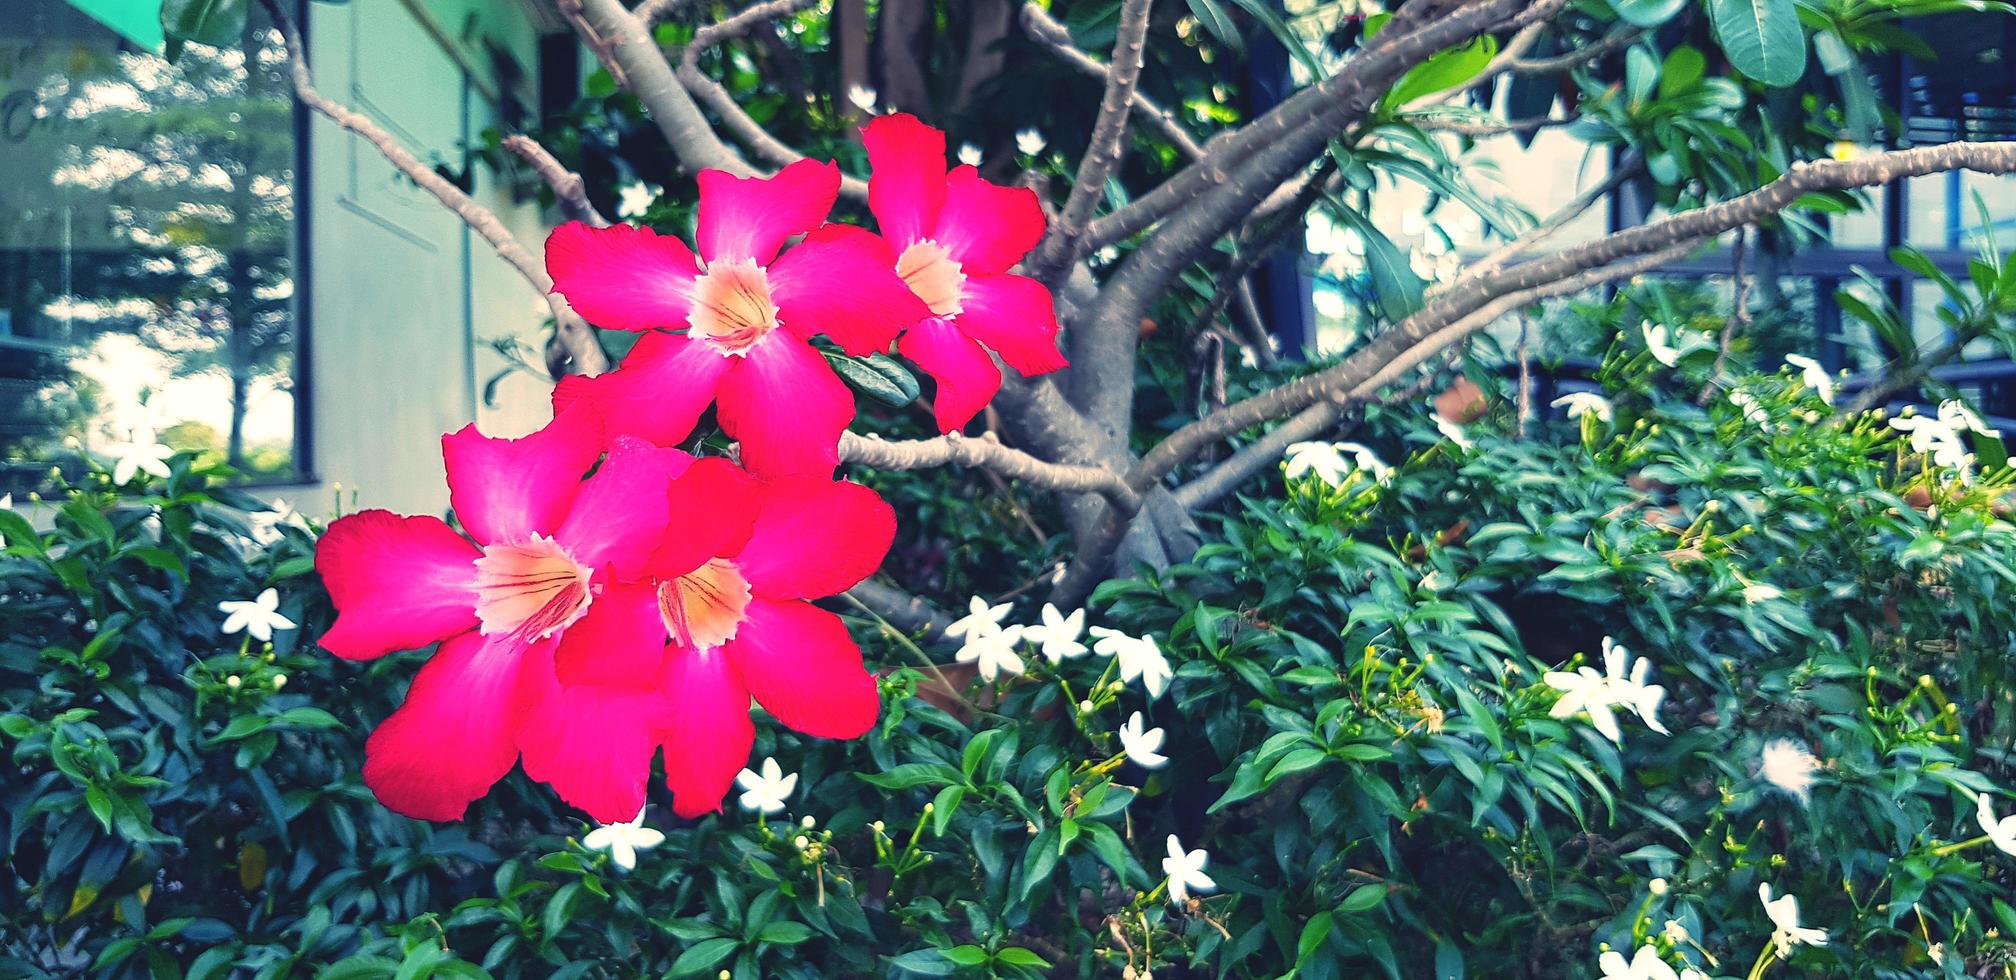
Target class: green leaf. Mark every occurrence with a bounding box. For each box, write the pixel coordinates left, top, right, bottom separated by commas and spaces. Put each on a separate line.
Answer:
941, 945, 990, 967
161, 0, 250, 54
1184, 0, 1243, 51
825, 352, 920, 407
756, 921, 816, 945
670, 938, 741, 977
995, 948, 1051, 968
1339, 885, 1387, 913
1385, 35, 1498, 107
1707, 0, 1807, 86
1611, 0, 1687, 27
1660, 45, 1707, 99
1324, 201, 1425, 321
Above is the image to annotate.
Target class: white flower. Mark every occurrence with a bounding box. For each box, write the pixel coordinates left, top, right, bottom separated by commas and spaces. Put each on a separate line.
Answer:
1759, 739, 1821, 803
1024, 604, 1087, 662
1729, 388, 1771, 431
1643, 321, 1681, 368
1759, 883, 1829, 957
217, 588, 296, 642
1680, 970, 1710, 980
1929, 942, 1946, 965
1118, 634, 1173, 698
1662, 919, 1690, 944
735, 757, 799, 814
1161, 834, 1215, 904
1941, 398, 1997, 437
1545, 666, 1623, 741
847, 83, 878, 113
957, 143, 983, 167
247, 498, 301, 545
107, 426, 175, 485
1015, 128, 1047, 156
582, 806, 664, 871
1431, 413, 1474, 450
1284, 442, 1351, 486
1552, 392, 1613, 422
1598, 944, 1680, 980
1118, 712, 1168, 768
1891, 400, 1994, 479
1601, 637, 1668, 736
1333, 442, 1392, 481
1544, 637, 1664, 743
1784, 354, 1835, 405
957, 625, 1027, 682
946, 595, 1012, 640
1742, 580, 1784, 602
1977, 793, 2016, 854
615, 181, 659, 221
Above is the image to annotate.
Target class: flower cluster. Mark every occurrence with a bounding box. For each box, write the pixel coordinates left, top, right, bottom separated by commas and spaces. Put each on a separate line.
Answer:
1891, 398, 2001, 482
946, 598, 1174, 700
314, 116, 1066, 823
1543, 636, 1669, 744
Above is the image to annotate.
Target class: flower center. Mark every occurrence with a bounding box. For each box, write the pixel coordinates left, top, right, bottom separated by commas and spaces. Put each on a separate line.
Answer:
896, 240, 965, 317
689, 258, 779, 355
471, 535, 594, 642
657, 558, 752, 648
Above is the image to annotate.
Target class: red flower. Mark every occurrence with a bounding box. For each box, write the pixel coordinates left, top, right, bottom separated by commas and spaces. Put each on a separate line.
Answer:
545, 159, 931, 476
860, 113, 1067, 433
314, 408, 697, 821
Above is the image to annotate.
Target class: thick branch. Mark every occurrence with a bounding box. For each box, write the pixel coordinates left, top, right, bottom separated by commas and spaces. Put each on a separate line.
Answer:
1028, 0, 1155, 279
1171, 401, 1338, 510
845, 579, 951, 642
564, 0, 752, 175
1021, 3, 1202, 160
1132, 141, 2016, 493
676, 0, 871, 199
839, 430, 1138, 512
264, 0, 608, 375
501, 135, 610, 228
632, 0, 698, 25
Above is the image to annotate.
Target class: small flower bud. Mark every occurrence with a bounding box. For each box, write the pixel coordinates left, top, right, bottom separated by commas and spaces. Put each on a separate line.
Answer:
870, 820, 886, 833
719, 971, 731, 980
263, 652, 276, 663
922, 802, 934, 814
1078, 700, 1096, 714
1703, 500, 1721, 513
271, 673, 288, 690
792, 835, 808, 850
1648, 877, 1668, 896
64, 436, 81, 449
226, 675, 242, 690
800, 815, 816, 829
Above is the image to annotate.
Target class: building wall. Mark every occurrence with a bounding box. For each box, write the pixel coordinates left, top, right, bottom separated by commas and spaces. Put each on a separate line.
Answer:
293, 0, 559, 519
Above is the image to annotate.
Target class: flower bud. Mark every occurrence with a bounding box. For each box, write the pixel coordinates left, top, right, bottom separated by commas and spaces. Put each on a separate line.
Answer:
271, 674, 288, 690
1648, 877, 1668, 896
870, 820, 886, 833
226, 675, 242, 690
800, 815, 816, 829
792, 835, 808, 850
1078, 700, 1096, 714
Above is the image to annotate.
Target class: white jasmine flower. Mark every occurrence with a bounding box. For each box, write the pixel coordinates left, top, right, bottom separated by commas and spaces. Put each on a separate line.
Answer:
1643, 321, 1681, 368
847, 83, 878, 113
1784, 354, 1835, 405
582, 807, 664, 871
1663, 919, 1690, 944
1929, 942, 1946, 965
1601, 637, 1668, 736
1544, 637, 1664, 742
1284, 442, 1351, 486
1759, 883, 1829, 957
1598, 944, 1679, 980
1332, 442, 1392, 481
1977, 793, 2016, 854
615, 181, 660, 221
735, 757, 799, 814
957, 143, 983, 167
1118, 712, 1169, 768
218, 588, 296, 642
1759, 739, 1821, 803
107, 426, 175, 485
1431, 412, 1474, 450
957, 625, 1027, 682
1161, 834, 1215, 904
1941, 398, 1997, 437
1015, 128, 1047, 156
1024, 604, 1087, 662
946, 595, 1012, 640
1545, 665, 1623, 741
1115, 633, 1173, 699
1552, 391, 1613, 422
1730, 388, 1771, 431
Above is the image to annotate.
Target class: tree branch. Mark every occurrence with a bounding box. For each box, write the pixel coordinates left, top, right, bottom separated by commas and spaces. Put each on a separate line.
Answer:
844, 579, 951, 643
1509, 26, 1641, 74
676, 0, 871, 200
562, 0, 753, 175
1020, 3, 1203, 160
839, 430, 1138, 512
1028, 0, 1155, 279
501, 134, 610, 228
1444, 152, 1640, 290
632, 0, 699, 26
263, 0, 609, 375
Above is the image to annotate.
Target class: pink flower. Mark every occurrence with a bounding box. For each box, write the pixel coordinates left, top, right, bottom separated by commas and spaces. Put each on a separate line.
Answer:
314, 407, 697, 822
860, 113, 1066, 433
546, 159, 931, 476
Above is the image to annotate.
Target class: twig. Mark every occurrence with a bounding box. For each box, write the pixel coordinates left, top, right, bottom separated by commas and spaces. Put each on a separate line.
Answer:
1454, 155, 1641, 287
1020, 3, 1203, 160
1412, 113, 1575, 136
632, 0, 698, 25
501, 135, 610, 228
838, 430, 1138, 513
1028, 0, 1156, 280
1515, 311, 1534, 437
562, 0, 752, 175
261, 0, 609, 375
1698, 227, 1750, 404
1842, 336, 1971, 414
676, 0, 871, 200
1509, 27, 1642, 74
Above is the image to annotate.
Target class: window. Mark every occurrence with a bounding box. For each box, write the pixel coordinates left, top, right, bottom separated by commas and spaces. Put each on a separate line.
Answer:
0, 0, 302, 494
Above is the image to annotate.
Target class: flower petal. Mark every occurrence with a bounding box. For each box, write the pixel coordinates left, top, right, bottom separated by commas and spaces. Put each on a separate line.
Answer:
555, 437, 695, 577
362, 631, 536, 821
316, 510, 480, 660
722, 598, 879, 739
660, 646, 755, 818
652, 457, 761, 578
714, 333, 854, 477
768, 225, 929, 356
694, 159, 840, 265
442, 404, 603, 546
731, 476, 894, 600
545, 221, 700, 331
552, 331, 733, 448
552, 579, 669, 687
861, 112, 947, 249
953, 274, 1067, 377
515, 645, 671, 823
898, 315, 1001, 433
930, 165, 1045, 275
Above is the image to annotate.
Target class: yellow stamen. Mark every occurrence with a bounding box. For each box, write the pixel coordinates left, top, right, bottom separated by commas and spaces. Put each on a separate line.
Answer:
471, 535, 594, 642
896, 240, 966, 317
658, 558, 753, 648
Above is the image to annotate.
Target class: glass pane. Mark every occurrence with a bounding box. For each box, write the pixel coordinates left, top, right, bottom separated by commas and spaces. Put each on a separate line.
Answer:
0, 1, 298, 494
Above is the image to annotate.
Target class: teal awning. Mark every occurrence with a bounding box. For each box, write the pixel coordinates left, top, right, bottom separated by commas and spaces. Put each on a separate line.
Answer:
65, 0, 167, 52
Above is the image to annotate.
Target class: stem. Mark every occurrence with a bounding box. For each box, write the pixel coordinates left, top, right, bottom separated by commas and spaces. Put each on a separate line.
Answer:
1743, 941, 1777, 980
841, 592, 956, 695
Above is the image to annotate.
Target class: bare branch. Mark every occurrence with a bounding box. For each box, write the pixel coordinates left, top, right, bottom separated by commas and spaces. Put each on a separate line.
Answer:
839, 430, 1138, 512
1029, 0, 1155, 279
1454, 154, 1639, 286
1510, 26, 1641, 74
263, 0, 609, 375
1412, 112, 1574, 136
632, 0, 698, 25
501, 135, 610, 228
1698, 227, 1750, 404
844, 579, 951, 643
1021, 3, 1203, 160
562, 0, 752, 175
676, 0, 872, 200
1842, 337, 1971, 414
1171, 401, 1337, 510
